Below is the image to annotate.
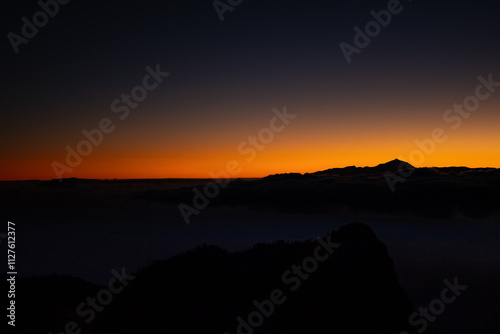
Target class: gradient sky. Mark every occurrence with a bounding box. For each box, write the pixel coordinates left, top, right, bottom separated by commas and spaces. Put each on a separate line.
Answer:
1, 0, 499, 180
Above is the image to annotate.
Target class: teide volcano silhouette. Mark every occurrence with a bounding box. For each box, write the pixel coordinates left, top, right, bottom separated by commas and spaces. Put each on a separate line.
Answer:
153, 159, 497, 218
311, 158, 415, 176
17, 223, 441, 333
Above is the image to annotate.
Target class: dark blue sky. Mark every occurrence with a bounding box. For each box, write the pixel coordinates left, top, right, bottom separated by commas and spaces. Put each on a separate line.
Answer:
2, 0, 500, 179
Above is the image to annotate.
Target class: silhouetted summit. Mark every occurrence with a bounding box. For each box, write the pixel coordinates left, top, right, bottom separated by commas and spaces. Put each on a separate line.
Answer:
165, 161, 498, 218
312, 159, 415, 176
375, 158, 415, 173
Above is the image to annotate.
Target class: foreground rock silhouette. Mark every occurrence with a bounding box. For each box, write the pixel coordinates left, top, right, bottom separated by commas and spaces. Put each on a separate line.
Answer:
17, 223, 441, 333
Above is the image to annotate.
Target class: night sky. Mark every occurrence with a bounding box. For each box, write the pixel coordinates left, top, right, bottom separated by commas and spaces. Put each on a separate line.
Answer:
2, 0, 499, 180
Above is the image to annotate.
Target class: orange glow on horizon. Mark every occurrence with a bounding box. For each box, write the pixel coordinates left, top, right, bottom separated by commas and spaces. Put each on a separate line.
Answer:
2, 104, 499, 181
2, 145, 500, 181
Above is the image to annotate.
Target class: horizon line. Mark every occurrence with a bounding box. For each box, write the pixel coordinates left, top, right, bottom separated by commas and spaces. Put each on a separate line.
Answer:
2, 163, 498, 182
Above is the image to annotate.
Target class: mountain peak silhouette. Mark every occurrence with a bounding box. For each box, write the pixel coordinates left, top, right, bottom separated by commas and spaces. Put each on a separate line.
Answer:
375, 159, 415, 172
17, 223, 442, 334
309, 159, 415, 177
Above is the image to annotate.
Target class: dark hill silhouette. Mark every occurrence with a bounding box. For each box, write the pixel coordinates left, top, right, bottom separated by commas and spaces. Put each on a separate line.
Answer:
311, 158, 416, 176
17, 223, 441, 334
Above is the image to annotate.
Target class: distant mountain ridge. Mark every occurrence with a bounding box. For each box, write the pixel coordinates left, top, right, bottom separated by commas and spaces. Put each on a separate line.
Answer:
2, 160, 499, 221
312, 159, 416, 176
206, 160, 500, 219
264, 159, 497, 179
